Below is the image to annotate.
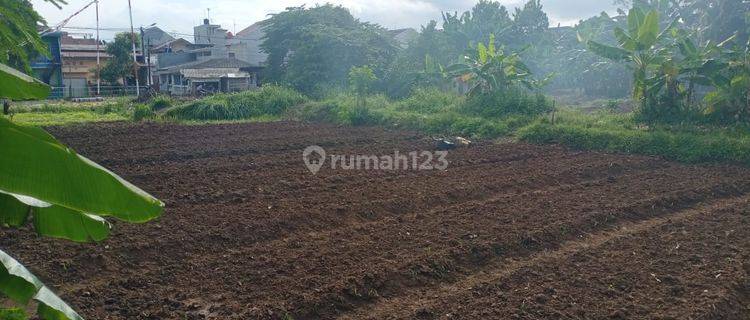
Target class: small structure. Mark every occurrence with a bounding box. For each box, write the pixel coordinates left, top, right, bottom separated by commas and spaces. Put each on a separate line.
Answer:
155, 19, 264, 96
180, 58, 258, 94
158, 57, 259, 95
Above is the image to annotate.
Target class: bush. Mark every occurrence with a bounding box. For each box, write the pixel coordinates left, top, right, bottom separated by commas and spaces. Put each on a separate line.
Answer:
149, 95, 173, 111
132, 104, 156, 121
463, 88, 553, 118
394, 87, 463, 114
0, 308, 27, 320
517, 120, 750, 165
164, 86, 307, 121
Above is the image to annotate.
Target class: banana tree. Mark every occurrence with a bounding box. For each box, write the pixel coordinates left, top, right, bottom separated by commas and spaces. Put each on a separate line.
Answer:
445, 34, 539, 97
673, 33, 735, 106
0, 62, 164, 320
581, 8, 677, 111
704, 40, 750, 123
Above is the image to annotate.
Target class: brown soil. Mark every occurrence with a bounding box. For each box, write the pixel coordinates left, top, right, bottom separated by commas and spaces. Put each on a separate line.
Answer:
1, 121, 749, 319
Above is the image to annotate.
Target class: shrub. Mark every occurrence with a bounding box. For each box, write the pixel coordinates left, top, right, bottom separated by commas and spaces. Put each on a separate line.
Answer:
0, 309, 27, 320
149, 95, 173, 111
395, 87, 463, 114
517, 120, 750, 165
164, 86, 307, 121
463, 87, 553, 118
132, 104, 156, 121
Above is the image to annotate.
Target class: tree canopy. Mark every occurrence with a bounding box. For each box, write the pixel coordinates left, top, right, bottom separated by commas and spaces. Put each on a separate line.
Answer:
101, 32, 139, 85
260, 4, 397, 96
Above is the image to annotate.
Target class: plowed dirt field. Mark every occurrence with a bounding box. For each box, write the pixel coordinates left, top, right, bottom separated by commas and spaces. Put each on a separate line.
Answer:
2, 121, 749, 319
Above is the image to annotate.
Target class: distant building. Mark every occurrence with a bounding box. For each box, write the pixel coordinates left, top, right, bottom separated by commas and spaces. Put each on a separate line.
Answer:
155, 19, 262, 95
141, 26, 175, 48
32, 31, 64, 97
233, 22, 267, 66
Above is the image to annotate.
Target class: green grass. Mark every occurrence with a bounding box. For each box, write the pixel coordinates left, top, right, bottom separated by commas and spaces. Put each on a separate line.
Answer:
0, 308, 28, 320
518, 108, 750, 165
9, 97, 132, 126
167, 114, 284, 125
163, 85, 307, 121
11, 111, 128, 126
293, 90, 537, 139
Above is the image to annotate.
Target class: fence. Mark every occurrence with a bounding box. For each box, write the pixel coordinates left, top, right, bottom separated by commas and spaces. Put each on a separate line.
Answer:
50, 85, 150, 99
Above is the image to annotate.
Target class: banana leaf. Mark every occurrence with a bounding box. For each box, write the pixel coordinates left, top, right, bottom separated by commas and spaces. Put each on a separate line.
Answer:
0, 117, 164, 223
0, 63, 50, 100
587, 40, 630, 61
0, 250, 83, 320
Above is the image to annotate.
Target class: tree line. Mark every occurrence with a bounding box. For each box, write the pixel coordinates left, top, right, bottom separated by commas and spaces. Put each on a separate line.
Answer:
259, 0, 749, 124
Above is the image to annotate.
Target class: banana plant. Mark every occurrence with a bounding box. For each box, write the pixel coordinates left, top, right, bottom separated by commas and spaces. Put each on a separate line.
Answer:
673, 33, 734, 106
581, 7, 677, 110
445, 34, 539, 97
2, 1, 163, 318
0, 62, 164, 320
704, 40, 750, 122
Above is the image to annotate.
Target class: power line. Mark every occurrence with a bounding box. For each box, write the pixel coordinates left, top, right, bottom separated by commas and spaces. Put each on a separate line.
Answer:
60, 26, 264, 42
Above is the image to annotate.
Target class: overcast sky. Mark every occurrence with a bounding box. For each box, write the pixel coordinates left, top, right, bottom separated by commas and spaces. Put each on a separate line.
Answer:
31, 0, 618, 40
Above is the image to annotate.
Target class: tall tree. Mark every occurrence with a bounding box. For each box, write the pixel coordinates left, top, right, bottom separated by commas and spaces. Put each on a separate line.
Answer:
442, 0, 513, 57
512, 0, 549, 40
100, 32, 139, 85
260, 4, 397, 96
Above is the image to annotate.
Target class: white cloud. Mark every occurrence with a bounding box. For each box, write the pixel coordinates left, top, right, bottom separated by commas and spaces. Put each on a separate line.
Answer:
31, 0, 617, 40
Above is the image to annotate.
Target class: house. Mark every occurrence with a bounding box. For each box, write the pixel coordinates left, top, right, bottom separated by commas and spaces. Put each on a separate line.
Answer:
155, 19, 262, 95
141, 26, 175, 48
233, 22, 267, 66
32, 31, 64, 98
32, 31, 153, 98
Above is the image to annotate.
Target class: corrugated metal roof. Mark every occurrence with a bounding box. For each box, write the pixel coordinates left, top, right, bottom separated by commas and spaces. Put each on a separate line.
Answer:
191, 57, 252, 69
181, 68, 250, 79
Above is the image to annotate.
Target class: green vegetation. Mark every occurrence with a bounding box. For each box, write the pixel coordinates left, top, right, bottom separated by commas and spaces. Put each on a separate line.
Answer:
518, 109, 750, 165
261, 4, 396, 97
294, 88, 537, 138
0, 309, 27, 320
132, 104, 156, 122
100, 32, 140, 85
149, 95, 174, 111
1, 2, 163, 319
163, 85, 307, 121
9, 98, 132, 126
13, 110, 127, 126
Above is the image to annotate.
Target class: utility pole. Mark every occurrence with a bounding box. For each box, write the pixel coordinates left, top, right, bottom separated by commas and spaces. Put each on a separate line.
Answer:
127, 0, 140, 96
140, 26, 147, 86
95, 0, 100, 96
146, 39, 152, 87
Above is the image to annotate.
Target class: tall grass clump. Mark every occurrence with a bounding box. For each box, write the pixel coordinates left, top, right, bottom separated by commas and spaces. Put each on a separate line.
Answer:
394, 87, 464, 114
132, 104, 156, 121
164, 85, 307, 121
463, 88, 553, 118
149, 95, 174, 111
293, 89, 532, 139
517, 114, 750, 166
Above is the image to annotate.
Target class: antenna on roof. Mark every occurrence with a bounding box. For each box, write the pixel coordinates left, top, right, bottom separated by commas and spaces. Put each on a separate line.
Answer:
207, 8, 211, 21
